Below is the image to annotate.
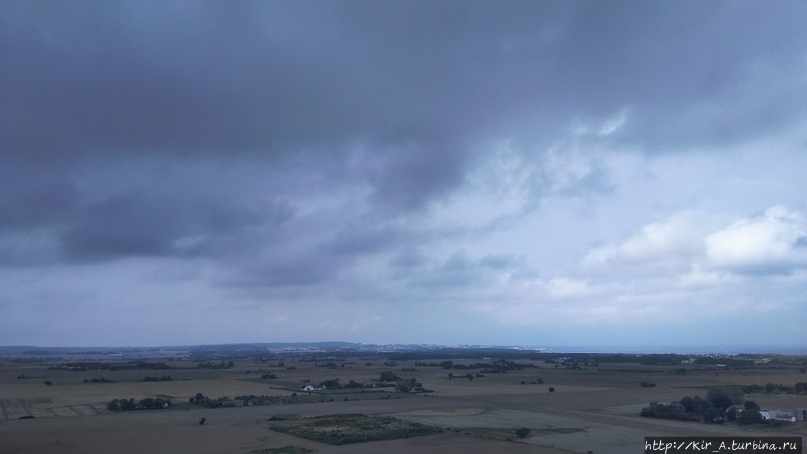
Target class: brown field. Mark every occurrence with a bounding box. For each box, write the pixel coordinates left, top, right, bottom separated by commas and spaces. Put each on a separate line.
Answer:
1, 356, 806, 453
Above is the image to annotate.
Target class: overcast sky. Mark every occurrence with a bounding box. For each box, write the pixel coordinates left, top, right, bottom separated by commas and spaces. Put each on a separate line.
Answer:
1, 1, 806, 349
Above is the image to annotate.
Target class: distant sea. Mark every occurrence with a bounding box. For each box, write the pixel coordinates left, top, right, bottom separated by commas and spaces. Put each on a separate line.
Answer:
534, 345, 807, 355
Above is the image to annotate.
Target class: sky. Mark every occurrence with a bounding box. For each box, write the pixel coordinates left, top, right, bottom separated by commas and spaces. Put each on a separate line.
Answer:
1, 1, 806, 349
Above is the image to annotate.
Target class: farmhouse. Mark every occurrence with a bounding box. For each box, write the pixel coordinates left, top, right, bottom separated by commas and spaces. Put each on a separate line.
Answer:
759, 410, 796, 422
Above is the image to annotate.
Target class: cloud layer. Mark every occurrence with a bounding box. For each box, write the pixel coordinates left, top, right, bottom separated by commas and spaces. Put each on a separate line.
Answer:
1, 1, 806, 348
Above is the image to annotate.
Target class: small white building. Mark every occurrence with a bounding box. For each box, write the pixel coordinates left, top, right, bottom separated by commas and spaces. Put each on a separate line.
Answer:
300, 384, 326, 391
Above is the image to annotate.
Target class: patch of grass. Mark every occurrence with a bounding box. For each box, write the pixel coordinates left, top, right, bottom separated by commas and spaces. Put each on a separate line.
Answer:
250, 446, 313, 454
269, 413, 442, 445
27, 397, 54, 405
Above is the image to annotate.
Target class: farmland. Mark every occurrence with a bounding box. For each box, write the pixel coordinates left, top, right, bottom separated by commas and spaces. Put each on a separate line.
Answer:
1, 346, 806, 454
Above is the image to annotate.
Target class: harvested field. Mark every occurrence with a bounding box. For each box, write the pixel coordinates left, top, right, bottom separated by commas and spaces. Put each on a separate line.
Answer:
2, 354, 807, 454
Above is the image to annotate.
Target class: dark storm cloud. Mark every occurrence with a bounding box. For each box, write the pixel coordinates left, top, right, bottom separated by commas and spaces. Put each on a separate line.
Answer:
1, 0, 806, 277
58, 190, 293, 261
4, 1, 804, 162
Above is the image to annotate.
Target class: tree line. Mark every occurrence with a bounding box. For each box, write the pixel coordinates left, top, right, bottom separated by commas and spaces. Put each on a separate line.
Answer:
106, 397, 171, 412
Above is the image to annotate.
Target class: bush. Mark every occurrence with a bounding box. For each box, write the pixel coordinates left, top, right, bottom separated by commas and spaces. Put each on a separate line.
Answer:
548, 387, 555, 392
515, 427, 531, 438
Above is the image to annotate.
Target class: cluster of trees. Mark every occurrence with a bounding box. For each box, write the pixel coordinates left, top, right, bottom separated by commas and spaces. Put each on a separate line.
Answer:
299, 378, 373, 390
144, 375, 173, 382
379, 371, 400, 382
448, 373, 478, 381
246, 368, 280, 377
480, 360, 536, 374
188, 392, 330, 408
742, 382, 807, 394
84, 377, 112, 383
106, 397, 171, 412
395, 378, 428, 393
372, 372, 429, 393
414, 360, 535, 374
319, 378, 342, 389
641, 389, 762, 425
189, 393, 224, 408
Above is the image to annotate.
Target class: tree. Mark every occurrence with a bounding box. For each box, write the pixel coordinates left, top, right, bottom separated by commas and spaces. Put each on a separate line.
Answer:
515, 428, 531, 439
379, 371, 400, 382
706, 389, 733, 411
43, 381, 52, 386
319, 378, 341, 389
199, 417, 206, 425
680, 396, 710, 415
737, 409, 762, 425
448, 373, 453, 380
548, 387, 555, 392
703, 407, 724, 424
726, 407, 738, 422
744, 400, 760, 411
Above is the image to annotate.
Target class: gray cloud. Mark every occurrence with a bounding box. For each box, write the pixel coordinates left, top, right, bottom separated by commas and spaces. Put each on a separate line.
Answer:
5, 2, 803, 161
1, 1, 806, 346
0, 181, 80, 231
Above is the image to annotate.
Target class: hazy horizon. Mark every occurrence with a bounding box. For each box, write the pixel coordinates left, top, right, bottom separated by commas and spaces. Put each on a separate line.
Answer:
4, 342, 807, 357
1, 2, 806, 348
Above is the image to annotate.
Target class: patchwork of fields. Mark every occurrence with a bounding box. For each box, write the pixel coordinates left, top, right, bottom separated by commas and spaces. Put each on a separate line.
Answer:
2, 355, 806, 454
